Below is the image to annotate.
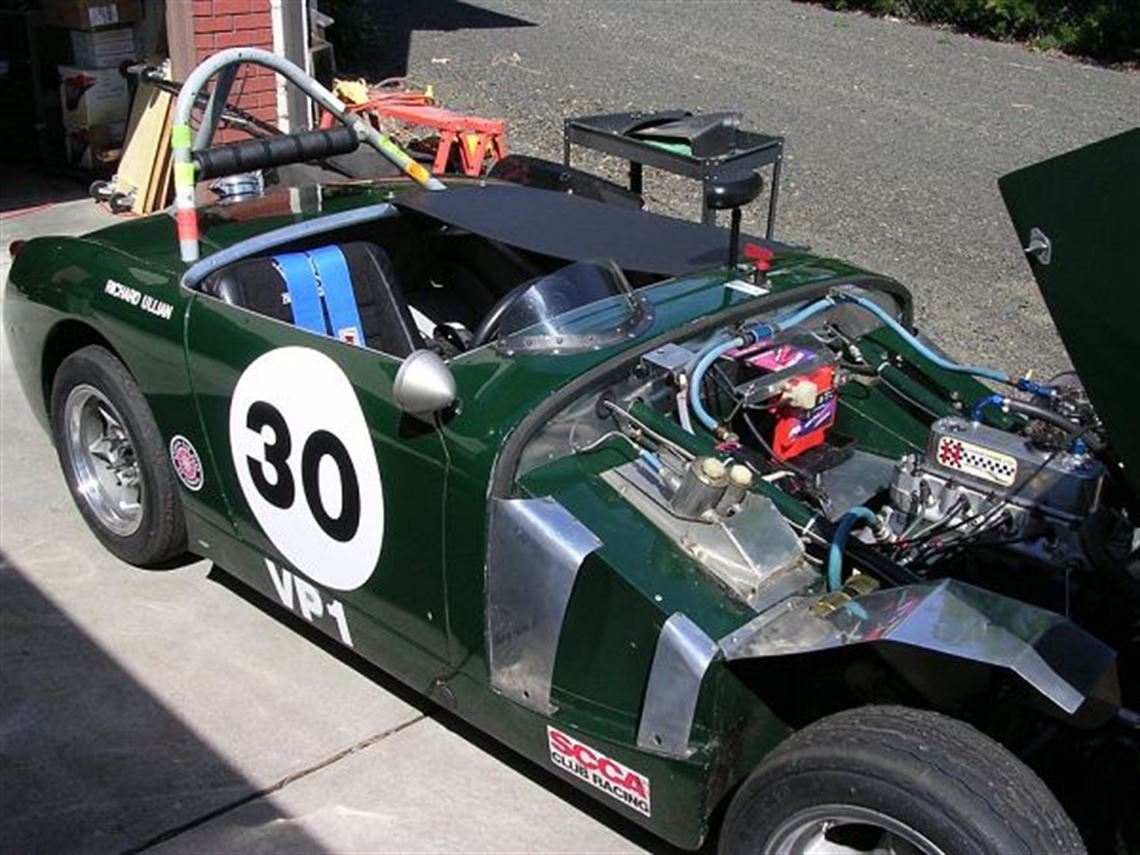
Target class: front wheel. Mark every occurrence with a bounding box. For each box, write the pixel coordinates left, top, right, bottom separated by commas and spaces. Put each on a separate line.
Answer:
50, 346, 187, 566
719, 705, 1084, 855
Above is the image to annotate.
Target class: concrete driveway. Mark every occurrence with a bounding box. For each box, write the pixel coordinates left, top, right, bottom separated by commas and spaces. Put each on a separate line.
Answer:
2, 2, 1138, 852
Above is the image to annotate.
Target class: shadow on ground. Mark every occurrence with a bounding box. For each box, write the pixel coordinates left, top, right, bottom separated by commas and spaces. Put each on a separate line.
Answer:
0, 551, 323, 854
325, 0, 535, 81
0, 164, 89, 215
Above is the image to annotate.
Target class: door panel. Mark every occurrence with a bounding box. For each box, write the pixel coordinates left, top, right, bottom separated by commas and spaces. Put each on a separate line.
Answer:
184, 295, 450, 664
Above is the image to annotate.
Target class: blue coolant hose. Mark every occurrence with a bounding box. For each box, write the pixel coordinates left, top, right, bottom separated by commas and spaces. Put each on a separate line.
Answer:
689, 337, 746, 430
828, 506, 879, 591
837, 294, 1011, 384
685, 291, 1055, 434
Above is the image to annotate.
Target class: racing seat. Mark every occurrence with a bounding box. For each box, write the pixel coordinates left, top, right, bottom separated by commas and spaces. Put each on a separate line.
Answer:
199, 242, 421, 357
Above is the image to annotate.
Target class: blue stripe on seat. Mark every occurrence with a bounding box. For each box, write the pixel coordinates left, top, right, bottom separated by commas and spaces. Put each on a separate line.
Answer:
273, 251, 326, 335
309, 245, 365, 347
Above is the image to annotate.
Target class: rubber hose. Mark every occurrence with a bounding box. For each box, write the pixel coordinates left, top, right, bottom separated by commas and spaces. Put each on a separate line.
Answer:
828, 506, 879, 591
840, 294, 1011, 384
973, 395, 1101, 451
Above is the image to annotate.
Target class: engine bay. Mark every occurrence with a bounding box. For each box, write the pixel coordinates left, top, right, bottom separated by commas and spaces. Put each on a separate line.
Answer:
519, 277, 1139, 685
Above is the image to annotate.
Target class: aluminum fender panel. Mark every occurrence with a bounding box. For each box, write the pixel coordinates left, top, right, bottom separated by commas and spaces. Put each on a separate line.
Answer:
637, 612, 719, 758
719, 579, 1119, 721
486, 496, 603, 713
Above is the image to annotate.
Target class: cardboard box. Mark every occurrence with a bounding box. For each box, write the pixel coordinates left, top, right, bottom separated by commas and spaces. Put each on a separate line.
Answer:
43, 0, 142, 31
60, 64, 130, 126
65, 122, 126, 169
71, 27, 137, 68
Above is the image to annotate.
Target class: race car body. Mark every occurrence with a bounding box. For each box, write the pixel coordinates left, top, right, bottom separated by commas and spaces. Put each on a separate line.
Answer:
5, 50, 1136, 854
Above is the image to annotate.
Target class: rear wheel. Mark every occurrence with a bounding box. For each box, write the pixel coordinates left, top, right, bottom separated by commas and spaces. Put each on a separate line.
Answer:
50, 346, 186, 566
719, 705, 1085, 855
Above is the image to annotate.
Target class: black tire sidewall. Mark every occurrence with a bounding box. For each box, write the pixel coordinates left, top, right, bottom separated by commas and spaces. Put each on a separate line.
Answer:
50, 346, 185, 566
725, 765, 990, 855
719, 706, 1084, 855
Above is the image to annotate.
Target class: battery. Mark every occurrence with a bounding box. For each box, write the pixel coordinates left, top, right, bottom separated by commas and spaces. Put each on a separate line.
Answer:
739, 343, 838, 460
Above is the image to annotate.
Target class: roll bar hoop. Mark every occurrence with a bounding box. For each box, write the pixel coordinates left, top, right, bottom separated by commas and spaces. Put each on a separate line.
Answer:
171, 47, 446, 262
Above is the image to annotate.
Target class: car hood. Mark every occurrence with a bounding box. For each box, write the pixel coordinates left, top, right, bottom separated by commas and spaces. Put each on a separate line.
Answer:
999, 128, 1140, 500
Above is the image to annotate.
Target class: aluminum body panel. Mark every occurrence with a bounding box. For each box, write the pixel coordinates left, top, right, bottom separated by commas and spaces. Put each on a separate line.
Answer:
637, 612, 720, 757
720, 578, 1118, 716
486, 497, 602, 713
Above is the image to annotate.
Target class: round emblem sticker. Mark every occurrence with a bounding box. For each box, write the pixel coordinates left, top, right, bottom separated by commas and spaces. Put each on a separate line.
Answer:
228, 347, 384, 592
170, 435, 204, 492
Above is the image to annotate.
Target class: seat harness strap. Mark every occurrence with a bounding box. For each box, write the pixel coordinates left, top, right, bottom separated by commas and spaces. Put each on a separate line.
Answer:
272, 247, 365, 346
309, 245, 364, 346
273, 251, 325, 336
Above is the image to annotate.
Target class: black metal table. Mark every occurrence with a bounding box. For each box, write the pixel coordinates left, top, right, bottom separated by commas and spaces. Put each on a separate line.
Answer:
563, 111, 784, 237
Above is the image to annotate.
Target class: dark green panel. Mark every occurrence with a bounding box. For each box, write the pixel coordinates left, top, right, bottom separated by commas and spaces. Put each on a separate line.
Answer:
549, 554, 660, 737
999, 128, 1140, 498
183, 295, 451, 666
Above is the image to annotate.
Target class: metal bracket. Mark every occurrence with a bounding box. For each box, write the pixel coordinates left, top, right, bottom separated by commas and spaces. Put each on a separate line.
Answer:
637, 612, 719, 757
1024, 227, 1052, 266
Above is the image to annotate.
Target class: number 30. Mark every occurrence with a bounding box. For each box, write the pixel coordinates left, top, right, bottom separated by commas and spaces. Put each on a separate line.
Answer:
245, 400, 361, 542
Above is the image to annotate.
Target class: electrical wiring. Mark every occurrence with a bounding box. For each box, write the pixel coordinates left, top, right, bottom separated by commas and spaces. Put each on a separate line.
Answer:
900, 426, 1097, 567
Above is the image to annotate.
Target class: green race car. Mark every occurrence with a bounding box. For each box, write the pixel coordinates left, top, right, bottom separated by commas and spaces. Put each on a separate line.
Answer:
5, 50, 1137, 854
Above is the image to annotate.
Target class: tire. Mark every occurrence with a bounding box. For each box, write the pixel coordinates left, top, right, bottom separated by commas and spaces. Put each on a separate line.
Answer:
50, 346, 186, 567
719, 705, 1085, 855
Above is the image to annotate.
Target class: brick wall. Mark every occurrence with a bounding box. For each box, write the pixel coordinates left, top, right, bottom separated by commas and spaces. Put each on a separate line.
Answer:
189, 0, 277, 141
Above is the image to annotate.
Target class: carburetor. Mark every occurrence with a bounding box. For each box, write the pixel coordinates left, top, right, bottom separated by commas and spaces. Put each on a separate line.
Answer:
886, 416, 1106, 565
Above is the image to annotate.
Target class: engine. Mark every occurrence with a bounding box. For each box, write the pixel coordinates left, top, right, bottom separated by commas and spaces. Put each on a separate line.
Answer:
517, 263, 1138, 855
885, 415, 1107, 570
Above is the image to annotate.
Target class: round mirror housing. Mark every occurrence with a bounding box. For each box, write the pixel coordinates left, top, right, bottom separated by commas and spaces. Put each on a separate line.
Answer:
393, 349, 457, 417
704, 170, 763, 211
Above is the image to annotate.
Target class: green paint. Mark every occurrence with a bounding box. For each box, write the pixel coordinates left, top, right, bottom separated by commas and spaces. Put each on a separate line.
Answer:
1000, 128, 1140, 501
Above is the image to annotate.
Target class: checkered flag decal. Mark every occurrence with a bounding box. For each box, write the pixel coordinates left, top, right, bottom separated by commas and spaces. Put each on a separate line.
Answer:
936, 436, 1018, 487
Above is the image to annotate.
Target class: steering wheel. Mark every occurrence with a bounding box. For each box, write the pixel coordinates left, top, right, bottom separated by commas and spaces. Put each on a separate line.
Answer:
470, 279, 536, 349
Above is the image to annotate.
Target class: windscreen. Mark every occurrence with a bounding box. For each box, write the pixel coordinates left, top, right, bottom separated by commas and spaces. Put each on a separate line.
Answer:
498, 258, 654, 354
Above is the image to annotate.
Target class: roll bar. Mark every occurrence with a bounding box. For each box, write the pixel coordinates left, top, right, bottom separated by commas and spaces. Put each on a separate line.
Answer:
172, 48, 446, 262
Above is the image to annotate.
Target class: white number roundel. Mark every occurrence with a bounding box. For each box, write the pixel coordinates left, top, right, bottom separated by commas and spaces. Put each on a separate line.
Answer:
229, 347, 384, 591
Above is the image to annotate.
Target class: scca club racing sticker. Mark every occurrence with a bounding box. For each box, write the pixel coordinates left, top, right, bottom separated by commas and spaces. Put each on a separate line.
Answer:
228, 347, 384, 591
547, 726, 651, 817
169, 435, 204, 491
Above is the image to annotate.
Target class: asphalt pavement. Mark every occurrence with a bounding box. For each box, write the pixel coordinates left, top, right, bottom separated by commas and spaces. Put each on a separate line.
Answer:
2, 2, 1138, 852
385, 0, 1139, 379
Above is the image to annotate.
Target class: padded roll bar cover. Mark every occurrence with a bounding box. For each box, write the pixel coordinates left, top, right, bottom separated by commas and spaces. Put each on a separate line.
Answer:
193, 125, 360, 180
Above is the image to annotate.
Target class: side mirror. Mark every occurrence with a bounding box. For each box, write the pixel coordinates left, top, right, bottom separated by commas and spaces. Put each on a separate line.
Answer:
394, 349, 457, 418
704, 170, 763, 211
